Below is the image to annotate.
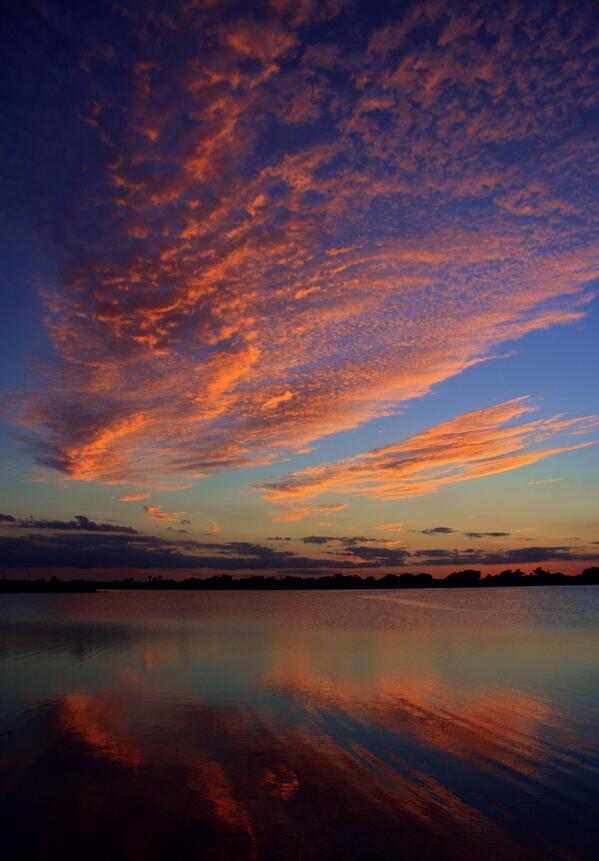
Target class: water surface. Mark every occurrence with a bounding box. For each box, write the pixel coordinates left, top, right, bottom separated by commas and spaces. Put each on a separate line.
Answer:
1, 587, 598, 860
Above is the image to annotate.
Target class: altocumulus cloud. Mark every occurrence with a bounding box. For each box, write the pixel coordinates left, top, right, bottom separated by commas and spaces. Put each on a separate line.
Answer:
7, 0, 598, 486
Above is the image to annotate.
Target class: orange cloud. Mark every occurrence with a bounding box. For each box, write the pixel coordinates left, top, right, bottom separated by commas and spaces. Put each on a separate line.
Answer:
271, 501, 348, 523
61, 691, 142, 767
144, 504, 185, 523
261, 391, 295, 410
271, 505, 313, 523
14, 1, 599, 486
120, 492, 151, 502
255, 399, 597, 511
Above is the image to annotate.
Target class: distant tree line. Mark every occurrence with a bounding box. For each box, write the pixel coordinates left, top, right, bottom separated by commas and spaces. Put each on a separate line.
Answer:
1, 567, 598, 593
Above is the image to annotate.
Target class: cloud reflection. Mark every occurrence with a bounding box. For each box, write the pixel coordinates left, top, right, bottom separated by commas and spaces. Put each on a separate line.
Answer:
2, 591, 598, 859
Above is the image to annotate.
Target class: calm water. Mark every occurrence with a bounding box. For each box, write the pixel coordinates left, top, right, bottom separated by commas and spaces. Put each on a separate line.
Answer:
1, 587, 598, 860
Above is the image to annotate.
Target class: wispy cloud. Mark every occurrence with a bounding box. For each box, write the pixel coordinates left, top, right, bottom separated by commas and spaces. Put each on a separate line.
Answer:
421, 527, 456, 535
270, 502, 348, 523
120, 492, 151, 502
255, 398, 597, 515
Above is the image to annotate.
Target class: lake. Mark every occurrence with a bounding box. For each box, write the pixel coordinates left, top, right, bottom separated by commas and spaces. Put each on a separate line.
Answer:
1, 587, 598, 860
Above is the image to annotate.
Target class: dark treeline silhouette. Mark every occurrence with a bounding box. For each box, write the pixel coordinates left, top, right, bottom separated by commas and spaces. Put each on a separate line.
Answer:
1, 567, 599, 593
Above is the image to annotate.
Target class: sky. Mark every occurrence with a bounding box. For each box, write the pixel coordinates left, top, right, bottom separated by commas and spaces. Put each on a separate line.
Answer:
0, 0, 598, 578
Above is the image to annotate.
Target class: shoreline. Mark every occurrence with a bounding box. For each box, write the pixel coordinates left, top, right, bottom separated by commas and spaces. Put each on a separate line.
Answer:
2, 568, 598, 593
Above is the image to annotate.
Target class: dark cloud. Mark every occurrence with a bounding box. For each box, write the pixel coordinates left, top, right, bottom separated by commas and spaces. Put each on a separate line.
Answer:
0, 530, 416, 572
14, 514, 137, 534
416, 528, 510, 539
343, 546, 410, 565
0, 533, 345, 571
421, 527, 457, 535
3, 500, 598, 575
301, 535, 375, 546
413, 546, 599, 566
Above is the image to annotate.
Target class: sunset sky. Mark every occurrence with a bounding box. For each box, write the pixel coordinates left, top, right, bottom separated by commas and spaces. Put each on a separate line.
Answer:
1, 0, 598, 576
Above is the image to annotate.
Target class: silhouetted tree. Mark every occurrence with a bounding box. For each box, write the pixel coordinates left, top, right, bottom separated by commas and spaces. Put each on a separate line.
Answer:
445, 569, 481, 587
497, 569, 526, 586
580, 567, 599, 585
2, 567, 598, 592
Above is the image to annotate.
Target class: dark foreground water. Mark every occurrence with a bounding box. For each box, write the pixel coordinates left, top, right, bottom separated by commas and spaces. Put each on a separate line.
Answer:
1, 587, 598, 861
